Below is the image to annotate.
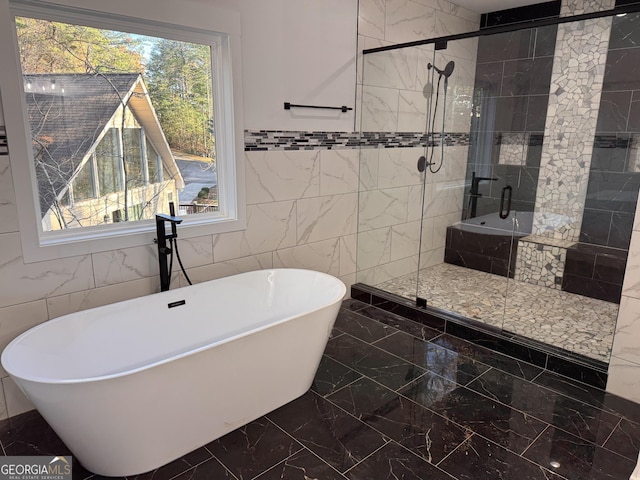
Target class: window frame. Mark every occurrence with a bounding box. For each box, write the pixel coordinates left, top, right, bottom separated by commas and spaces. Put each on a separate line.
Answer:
0, 0, 245, 263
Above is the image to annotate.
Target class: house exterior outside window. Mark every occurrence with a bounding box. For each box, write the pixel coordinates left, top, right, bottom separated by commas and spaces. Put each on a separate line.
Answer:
28, 73, 184, 231
0, 0, 245, 262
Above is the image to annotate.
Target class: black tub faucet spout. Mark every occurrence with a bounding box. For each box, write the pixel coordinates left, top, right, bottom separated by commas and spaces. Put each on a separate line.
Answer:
155, 202, 183, 292
468, 171, 498, 218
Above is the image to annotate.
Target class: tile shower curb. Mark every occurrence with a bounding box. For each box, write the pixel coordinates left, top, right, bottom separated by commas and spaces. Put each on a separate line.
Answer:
351, 283, 609, 389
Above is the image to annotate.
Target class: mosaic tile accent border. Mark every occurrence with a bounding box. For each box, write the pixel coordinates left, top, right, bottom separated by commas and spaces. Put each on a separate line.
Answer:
0, 126, 7, 155
244, 130, 470, 151
244, 130, 640, 152
594, 134, 632, 148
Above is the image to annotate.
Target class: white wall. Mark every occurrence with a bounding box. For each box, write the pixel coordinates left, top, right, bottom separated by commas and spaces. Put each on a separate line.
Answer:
0, 0, 358, 418
31, 0, 357, 132
216, 0, 358, 131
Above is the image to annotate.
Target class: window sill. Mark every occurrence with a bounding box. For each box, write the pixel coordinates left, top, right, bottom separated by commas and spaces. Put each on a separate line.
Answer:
21, 213, 247, 264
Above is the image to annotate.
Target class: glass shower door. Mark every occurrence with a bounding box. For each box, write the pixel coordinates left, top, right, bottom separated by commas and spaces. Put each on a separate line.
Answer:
358, 9, 637, 365
415, 40, 514, 329
355, 42, 434, 302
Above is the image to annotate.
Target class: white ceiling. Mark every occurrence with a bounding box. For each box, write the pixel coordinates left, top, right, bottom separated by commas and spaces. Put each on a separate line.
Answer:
452, 0, 547, 14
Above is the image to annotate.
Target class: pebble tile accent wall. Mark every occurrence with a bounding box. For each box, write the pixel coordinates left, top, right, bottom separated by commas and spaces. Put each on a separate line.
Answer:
532, 0, 615, 242
514, 0, 616, 289
563, 0, 616, 15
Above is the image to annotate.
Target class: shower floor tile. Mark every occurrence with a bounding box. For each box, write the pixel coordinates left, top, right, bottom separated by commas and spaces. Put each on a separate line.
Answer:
375, 263, 619, 362
0, 301, 637, 480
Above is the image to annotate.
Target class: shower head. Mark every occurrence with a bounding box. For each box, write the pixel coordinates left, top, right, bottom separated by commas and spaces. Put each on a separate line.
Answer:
428, 61, 455, 78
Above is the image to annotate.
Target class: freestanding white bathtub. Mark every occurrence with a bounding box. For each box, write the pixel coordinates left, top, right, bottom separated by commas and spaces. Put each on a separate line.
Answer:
1, 269, 346, 477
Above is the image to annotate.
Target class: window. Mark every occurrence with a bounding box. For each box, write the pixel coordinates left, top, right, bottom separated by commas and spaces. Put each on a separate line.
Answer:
0, 0, 245, 261
146, 138, 161, 184
71, 161, 95, 202
122, 128, 144, 189
19, 19, 217, 230
96, 128, 122, 196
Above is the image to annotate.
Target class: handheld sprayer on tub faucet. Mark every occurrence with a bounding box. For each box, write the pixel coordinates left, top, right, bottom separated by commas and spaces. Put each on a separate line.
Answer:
154, 202, 192, 291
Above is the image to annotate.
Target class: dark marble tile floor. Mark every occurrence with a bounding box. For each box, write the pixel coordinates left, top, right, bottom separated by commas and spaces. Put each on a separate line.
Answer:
0, 299, 639, 480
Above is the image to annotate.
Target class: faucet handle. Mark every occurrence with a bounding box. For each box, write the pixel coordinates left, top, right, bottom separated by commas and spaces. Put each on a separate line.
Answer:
156, 213, 183, 224
156, 213, 182, 241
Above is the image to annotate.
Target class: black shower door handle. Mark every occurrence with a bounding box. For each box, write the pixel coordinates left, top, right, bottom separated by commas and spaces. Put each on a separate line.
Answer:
500, 185, 512, 219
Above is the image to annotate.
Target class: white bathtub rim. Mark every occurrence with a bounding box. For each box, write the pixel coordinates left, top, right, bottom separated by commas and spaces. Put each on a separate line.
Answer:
458, 211, 531, 235
2, 268, 346, 386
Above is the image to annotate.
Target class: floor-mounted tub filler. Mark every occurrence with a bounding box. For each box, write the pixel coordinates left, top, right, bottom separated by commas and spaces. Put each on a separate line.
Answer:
1, 269, 346, 477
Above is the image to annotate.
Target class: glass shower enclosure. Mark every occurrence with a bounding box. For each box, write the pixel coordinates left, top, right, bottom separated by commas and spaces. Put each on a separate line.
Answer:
356, 7, 640, 364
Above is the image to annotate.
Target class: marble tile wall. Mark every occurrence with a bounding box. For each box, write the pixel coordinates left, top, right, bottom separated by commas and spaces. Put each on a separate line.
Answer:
464, 23, 555, 219
609, 193, 640, 401
580, 12, 640, 251
560, 0, 640, 406
562, 242, 626, 303
356, 0, 480, 286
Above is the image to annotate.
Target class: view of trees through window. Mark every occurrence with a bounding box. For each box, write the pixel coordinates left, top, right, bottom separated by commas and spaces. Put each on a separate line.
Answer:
16, 16, 219, 231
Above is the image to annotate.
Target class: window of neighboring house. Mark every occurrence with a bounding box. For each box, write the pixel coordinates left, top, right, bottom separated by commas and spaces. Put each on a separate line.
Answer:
95, 127, 122, 196
70, 126, 163, 204
146, 138, 161, 184
70, 160, 95, 202
0, 0, 244, 261
122, 127, 145, 189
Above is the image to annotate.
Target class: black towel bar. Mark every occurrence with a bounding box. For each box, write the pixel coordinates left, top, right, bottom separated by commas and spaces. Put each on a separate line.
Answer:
284, 102, 352, 113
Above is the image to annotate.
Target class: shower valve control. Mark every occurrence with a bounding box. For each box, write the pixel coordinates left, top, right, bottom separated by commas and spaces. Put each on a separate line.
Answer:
417, 156, 434, 172
417, 156, 426, 172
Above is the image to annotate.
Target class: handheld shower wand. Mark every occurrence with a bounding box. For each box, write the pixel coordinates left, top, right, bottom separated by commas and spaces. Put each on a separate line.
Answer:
428, 61, 455, 78
425, 61, 456, 174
